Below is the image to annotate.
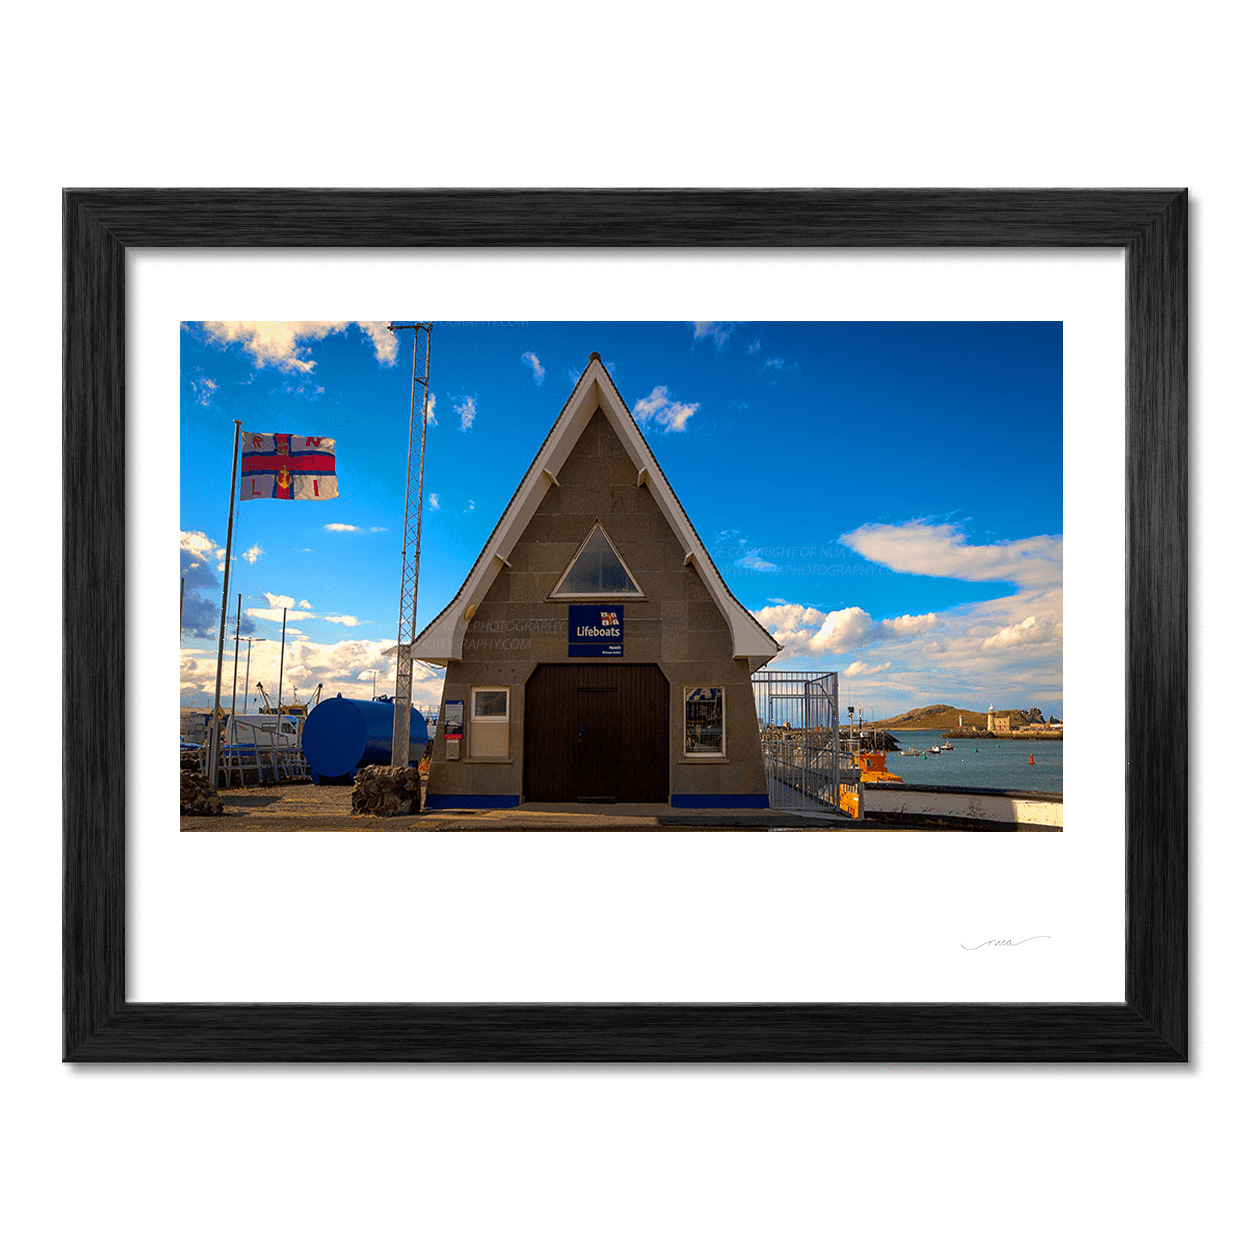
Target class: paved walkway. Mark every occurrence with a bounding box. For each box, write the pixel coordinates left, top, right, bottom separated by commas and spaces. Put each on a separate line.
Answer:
181, 782, 855, 832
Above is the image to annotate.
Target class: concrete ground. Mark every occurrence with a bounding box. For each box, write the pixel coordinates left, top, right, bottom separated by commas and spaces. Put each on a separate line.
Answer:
180, 780, 855, 832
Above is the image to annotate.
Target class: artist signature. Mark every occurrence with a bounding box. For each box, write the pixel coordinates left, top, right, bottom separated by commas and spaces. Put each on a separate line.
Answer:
961, 936, 1051, 950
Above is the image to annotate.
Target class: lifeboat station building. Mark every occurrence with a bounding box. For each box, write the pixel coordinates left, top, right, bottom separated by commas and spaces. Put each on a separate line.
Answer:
414, 353, 781, 810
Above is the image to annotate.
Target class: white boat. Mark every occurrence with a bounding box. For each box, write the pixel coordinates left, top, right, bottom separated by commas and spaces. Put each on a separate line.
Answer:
226, 713, 302, 751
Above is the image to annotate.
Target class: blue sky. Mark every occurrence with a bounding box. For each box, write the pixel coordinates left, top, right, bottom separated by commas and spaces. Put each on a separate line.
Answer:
180, 320, 1062, 719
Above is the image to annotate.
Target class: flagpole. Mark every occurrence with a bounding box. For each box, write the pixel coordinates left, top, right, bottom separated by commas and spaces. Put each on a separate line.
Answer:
243, 637, 253, 714
208, 419, 243, 790
276, 606, 288, 716
230, 592, 242, 719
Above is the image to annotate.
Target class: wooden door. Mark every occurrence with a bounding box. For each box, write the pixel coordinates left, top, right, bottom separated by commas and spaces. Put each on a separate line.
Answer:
576, 687, 621, 801
524, 664, 669, 803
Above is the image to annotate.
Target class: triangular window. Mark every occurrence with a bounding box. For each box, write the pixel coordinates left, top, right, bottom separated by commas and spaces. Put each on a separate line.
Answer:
551, 523, 644, 598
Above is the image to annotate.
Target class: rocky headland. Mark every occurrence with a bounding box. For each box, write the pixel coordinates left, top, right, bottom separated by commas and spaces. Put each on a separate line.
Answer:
859, 704, 1062, 741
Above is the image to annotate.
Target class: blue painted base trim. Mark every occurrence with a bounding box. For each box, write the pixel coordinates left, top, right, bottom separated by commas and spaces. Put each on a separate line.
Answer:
670, 794, 770, 809
424, 794, 521, 810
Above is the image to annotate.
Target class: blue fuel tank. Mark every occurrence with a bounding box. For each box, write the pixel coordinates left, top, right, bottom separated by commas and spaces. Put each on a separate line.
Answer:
301, 695, 429, 782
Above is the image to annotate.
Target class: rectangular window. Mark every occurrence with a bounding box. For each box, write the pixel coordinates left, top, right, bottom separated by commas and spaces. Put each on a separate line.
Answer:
684, 686, 725, 756
470, 686, 510, 758
473, 688, 509, 719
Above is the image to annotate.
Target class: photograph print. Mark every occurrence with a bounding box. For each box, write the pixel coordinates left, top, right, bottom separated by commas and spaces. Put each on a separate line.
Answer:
179, 319, 1062, 831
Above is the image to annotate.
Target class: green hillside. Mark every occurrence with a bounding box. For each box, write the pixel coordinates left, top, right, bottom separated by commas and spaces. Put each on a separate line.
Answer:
862, 704, 1051, 731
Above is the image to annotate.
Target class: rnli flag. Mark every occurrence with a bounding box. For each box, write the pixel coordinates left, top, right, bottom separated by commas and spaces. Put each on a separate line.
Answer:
240, 432, 338, 501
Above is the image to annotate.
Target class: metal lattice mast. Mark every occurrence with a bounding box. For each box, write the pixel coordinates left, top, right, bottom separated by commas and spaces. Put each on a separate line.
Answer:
388, 322, 433, 767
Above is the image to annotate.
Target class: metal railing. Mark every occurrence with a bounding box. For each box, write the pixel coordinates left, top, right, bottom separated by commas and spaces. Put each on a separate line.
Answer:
752, 670, 856, 814
203, 716, 311, 788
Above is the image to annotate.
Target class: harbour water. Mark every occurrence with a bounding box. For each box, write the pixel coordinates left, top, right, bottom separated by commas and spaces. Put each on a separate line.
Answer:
877, 730, 1062, 793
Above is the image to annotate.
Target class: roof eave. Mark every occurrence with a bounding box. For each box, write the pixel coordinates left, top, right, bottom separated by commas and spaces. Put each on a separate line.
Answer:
411, 359, 784, 667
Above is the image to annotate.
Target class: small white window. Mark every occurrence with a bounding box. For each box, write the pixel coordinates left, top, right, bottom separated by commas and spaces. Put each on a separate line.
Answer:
684, 686, 725, 756
470, 686, 510, 758
473, 688, 509, 720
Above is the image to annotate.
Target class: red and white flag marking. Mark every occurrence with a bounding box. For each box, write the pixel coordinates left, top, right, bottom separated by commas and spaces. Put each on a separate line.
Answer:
240, 432, 338, 501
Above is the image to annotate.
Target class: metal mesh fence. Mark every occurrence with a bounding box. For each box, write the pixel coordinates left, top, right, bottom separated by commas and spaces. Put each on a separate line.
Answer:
751, 669, 855, 812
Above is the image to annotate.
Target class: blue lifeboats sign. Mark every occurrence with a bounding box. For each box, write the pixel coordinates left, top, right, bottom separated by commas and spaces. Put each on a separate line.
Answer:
568, 604, 624, 657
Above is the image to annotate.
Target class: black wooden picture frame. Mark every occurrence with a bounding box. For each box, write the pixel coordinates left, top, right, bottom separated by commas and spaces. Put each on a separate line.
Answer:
63, 189, 1187, 1061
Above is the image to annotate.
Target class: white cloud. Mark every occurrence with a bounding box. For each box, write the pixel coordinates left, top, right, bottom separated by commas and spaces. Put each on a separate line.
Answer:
455, 395, 477, 432
262, 592, 296, 609
879, 612, 939, 638
735, 551, 778, 573
981, 614, 1062, 651
268, 376, 325, 400
690, 321, 738, 347
425, 393, 437, 427
299, 599, 313, 610
840, 521, 1062, 589
752, 603, 938, 658
810, 607, 875, 652
844, 660, 893, 677
324, 614, 360, 627
179, 531, 229, 636
190, 375, 218, 405
754, 603, 826, 632
521, 351, 545, 384
246, 608, 317, 623
356, 321, 400, 366
633, 385, 700, 433
747, 339, 761, 354
180, 530, 223, 569
324, 523, 360, 532
196, 321, 399, 373
183, 638, 445, 712
748, 514, 1063, 707
428, 493, 440, 511
241, 544, 263, 564
370, 527, 386, 533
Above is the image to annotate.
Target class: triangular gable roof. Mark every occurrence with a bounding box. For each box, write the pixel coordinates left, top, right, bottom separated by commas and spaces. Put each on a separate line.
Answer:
411, 354, 782, 671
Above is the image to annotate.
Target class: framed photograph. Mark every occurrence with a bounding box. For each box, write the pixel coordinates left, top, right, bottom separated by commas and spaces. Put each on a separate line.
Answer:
64, 189, 1186, 1061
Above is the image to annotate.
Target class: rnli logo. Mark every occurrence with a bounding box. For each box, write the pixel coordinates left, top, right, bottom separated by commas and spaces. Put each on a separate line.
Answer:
600, 611, 619, 627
